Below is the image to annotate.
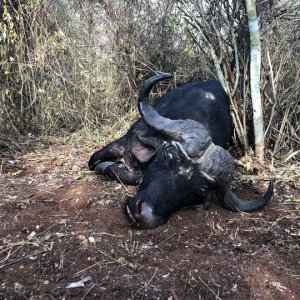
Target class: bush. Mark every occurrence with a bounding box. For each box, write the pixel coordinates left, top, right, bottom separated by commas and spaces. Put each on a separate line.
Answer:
1, 0, 299, 162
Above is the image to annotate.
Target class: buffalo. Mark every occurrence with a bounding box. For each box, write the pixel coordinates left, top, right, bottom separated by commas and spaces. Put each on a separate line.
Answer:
89, 73, 273, 229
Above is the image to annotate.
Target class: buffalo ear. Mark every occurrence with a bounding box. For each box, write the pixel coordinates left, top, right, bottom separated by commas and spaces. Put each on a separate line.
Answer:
130, 136, 162, 163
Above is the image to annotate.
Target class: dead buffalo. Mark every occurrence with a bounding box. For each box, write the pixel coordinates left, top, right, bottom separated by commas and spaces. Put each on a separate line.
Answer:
89, 74, 273, 229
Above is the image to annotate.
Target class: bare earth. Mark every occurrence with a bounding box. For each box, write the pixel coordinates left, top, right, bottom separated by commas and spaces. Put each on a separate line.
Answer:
0, 136, 299, 299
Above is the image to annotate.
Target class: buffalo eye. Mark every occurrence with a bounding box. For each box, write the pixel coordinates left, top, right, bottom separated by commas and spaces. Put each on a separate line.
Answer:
162, 147, 177, 167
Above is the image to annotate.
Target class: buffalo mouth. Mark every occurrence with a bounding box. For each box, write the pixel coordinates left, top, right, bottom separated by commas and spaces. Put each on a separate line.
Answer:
123, 198, 142, 228
123, 198, 167, 229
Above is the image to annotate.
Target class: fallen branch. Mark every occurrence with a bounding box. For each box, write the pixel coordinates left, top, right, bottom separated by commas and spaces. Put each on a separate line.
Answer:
0, 250, 49, 271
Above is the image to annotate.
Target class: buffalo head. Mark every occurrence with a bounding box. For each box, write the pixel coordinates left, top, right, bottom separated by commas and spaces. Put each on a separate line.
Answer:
123, 75, 273, 229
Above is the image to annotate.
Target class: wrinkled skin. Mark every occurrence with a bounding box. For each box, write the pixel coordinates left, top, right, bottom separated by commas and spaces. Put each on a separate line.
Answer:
89, 74, 274, 229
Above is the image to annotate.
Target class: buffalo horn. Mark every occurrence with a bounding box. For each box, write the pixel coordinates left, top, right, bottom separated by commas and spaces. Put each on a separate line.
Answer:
139, 101, 209, 145
138, 76, 212, 157
138, 73, 173, 102
221, 180, 274, 212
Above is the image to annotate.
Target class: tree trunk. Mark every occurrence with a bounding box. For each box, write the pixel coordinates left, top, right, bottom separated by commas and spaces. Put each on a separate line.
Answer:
245, 0, 265, 160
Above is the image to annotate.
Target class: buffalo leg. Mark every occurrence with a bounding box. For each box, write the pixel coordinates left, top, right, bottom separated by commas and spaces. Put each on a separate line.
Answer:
95, 161, 142, 186
88, 137, 126, 171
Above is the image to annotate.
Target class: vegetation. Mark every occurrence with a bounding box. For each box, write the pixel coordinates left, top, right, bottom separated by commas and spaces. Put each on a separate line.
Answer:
1, 0, 299, 162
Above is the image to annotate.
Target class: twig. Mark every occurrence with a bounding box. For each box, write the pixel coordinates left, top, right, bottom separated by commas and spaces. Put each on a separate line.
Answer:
36, 223, 58, 238
75, 249, 138, 276
154, 233, 177, 248
0, 250, 49, 271
0, 244, 24, 263
198, 276, 222, 300
132, 267, 158, 300
81, 283, 95, 300
74, 260, 107, 276
283, 150, 300, 163
138, 233, 177, 253
36, 189, 56, 195
98, 249, 138, 270
0, 248, 12, 264
1, 91, 21, 137
93, 232, 124, 238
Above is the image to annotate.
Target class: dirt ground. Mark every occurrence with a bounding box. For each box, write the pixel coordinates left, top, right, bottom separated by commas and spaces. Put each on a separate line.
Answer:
0, 136, 299, 299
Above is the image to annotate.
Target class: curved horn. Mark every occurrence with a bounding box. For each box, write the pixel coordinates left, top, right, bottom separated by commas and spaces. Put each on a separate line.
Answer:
221, 180, 274, 212
138, 101, 175, 135
138, 73, 187, 141
138, 73, 212, 157
139, 101, 211, 156
138, 73, 174, 102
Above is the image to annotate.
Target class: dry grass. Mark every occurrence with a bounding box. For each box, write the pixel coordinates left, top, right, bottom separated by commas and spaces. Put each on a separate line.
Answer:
0, 0, 299, 164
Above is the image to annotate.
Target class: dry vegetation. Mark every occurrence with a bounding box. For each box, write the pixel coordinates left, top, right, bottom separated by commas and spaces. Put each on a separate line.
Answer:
1, 0, 299, 161
0, 1, 299, 298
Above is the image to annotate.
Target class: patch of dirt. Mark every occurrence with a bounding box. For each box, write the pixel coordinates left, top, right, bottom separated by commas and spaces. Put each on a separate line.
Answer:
0, 136, 299, 299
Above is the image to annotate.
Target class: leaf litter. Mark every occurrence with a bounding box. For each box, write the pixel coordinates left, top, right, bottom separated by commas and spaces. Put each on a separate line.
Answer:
0, 136, 299, 299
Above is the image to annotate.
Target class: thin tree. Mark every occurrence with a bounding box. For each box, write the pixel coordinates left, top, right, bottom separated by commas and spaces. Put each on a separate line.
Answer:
245, 0, 265, 160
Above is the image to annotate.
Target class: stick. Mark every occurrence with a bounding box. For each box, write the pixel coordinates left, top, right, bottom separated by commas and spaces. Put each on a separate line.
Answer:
198, 276, 222, 300
81, 283, 95, 300
75, 261, 106, 276
132, 268, 158, 300
0, 250, 49, 270
139, 233, 177, 253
